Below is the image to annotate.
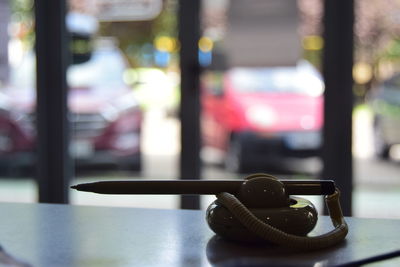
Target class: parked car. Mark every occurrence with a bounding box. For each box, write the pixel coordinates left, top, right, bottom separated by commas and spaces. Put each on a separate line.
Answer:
0, 38, 142, 175
201, 61, 324, 172
369, 74, 400, 159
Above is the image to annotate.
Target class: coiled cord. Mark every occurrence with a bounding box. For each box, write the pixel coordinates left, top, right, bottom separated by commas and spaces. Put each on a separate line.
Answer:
216, 189, 348, 250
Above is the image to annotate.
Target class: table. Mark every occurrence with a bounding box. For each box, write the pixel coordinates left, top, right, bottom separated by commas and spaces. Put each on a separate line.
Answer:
0, 202, 399, 266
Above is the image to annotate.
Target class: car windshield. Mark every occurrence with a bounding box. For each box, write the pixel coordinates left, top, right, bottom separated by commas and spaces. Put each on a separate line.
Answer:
230, 62, 324, 96
10, 46, 127, 90
68, 48, 126, 88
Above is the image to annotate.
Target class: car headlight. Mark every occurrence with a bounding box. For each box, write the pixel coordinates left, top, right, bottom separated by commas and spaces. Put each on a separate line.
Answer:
245, 106, 277, 128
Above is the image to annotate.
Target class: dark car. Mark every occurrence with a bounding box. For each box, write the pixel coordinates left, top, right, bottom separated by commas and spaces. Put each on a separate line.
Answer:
0, 38, 142, 175
369, 74, 400, 159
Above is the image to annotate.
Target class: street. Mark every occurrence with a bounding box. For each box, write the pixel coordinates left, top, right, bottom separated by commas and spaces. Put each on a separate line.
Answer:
0, 106, 399, 218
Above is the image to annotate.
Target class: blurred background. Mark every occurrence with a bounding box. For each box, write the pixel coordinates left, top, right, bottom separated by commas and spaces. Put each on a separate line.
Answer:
0, 0, 399, 218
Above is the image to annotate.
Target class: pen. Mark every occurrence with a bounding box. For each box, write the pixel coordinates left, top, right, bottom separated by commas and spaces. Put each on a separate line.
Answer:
71, 179, 336, 195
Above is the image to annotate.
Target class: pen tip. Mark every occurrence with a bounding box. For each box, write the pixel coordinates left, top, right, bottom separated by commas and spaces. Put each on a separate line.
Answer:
70, 183, 92, 192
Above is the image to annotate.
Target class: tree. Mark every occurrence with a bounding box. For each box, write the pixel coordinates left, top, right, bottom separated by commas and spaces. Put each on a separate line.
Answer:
299, 0, 400, 96
99, 0, 178, 67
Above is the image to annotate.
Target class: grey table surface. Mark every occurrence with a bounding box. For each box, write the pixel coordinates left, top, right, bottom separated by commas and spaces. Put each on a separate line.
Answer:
0, 202, 399, 267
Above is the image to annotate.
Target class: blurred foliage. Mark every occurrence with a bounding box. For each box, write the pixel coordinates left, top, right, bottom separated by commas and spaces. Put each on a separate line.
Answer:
8, 0, 400, 86
298, 0, 323, 70
9, 0, 34, 46
383, 39, 400, 61
8, 0, 178, 68
299, 0, 400, 99
98, 0, 178, 67
10, 0, 33, 17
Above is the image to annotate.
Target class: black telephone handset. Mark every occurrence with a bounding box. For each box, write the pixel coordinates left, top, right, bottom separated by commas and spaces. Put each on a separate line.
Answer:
71, 173, 348, 250
207, 173, 348, 250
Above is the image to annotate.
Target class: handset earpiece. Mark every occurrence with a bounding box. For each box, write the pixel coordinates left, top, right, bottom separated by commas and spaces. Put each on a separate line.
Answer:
206, 173, 348, 250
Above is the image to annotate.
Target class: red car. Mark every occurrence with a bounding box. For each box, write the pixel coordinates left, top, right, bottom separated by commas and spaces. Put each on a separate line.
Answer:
201, 61, 324, 172
0, 39, 142, 175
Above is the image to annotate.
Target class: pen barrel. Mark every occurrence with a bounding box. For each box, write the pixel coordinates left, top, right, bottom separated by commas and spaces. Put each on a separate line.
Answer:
88, 180, 240, 195
73, 180, 335, 195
